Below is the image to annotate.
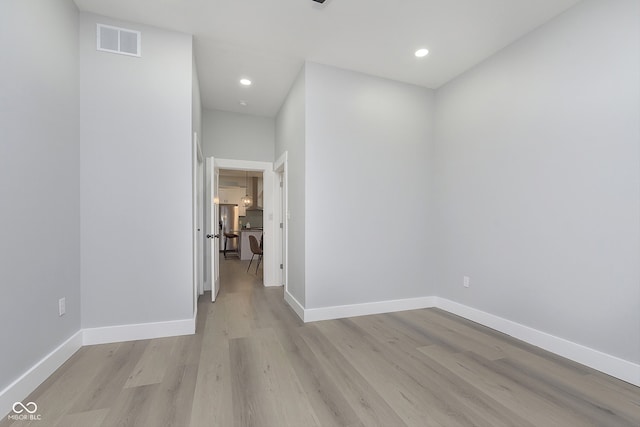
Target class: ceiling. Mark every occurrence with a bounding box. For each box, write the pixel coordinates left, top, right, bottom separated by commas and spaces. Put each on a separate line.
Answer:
74, 0, 582, 118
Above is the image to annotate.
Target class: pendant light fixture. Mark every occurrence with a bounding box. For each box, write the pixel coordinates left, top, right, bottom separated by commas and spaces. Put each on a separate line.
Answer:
241, 171, 252, 207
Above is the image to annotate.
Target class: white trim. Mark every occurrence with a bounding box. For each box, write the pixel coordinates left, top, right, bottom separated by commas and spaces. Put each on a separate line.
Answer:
435, 298, 640, 387
304, 296, 437, 323
82, 317, 195, 346
211, 161, 220, 301
274, 152, 288, 293
1, 317, 197, 418
203, 157, 213, 293
214, 158, 271, 172
192, 131, 199, 315
263, 282, 283, 288
297, 295, 639, 386
0, 330, 83, 418
2, 297, 637, 420
273, 152, 287, 176
284, 289, 305, 321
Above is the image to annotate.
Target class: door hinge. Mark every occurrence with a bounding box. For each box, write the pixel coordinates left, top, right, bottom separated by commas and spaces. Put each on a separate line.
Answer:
280, 264, 283, 269
279, 222, 283, 228
280, 181, 283, 187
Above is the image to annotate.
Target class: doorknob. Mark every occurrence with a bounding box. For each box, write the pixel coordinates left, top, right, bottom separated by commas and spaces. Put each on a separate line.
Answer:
206, 234, 220, 239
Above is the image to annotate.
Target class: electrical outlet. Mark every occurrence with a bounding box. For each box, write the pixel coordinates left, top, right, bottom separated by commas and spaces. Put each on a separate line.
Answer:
58, 297, 66, 316
463, 276, 470, 288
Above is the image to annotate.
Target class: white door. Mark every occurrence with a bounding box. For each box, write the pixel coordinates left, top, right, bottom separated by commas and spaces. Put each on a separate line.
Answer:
197, 150, 204, 296
193, 132, 205, 311
206, 157, 221, 302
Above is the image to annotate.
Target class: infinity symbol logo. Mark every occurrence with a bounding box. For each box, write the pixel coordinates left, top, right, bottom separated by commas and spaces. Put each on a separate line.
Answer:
12, 401, 38, 414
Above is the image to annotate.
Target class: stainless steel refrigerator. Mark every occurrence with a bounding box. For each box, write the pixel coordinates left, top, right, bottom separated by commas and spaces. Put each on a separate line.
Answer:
218, 204, 240, 251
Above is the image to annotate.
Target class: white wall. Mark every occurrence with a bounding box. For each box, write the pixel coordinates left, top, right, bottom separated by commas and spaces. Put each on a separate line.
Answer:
275, 66, 307, 305
304, 63, 436, 308
433, 0, 640, 363
0, 0, 80, 392
80, 13, 194, 327
193, 56, 203, 150
202, 109, 275, 162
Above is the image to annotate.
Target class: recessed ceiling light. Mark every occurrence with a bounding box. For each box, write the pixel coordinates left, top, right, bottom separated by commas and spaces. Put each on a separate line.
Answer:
239, 100, 248, 107
240, 78, 252, 86
414, 48, 429, 58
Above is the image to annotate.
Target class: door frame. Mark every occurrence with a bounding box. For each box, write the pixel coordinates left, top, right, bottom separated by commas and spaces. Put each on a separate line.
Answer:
204, 157, 221, 300
212, 161, 221, 301
192, 132, 204, 316
209, 158, 278, 287
274, 152, 288, 293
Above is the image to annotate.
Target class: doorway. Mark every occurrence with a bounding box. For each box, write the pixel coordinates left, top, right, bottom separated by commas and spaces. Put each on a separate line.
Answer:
218, 169, 264, 277
204, 158, 278, 302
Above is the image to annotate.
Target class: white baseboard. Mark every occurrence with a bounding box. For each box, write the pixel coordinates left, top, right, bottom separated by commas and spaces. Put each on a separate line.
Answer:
297, 295, 639, 387
3, 297, 637, 421
304, 296, 437, 323
435, 298, 640, 387
1, 316, 198, 418
284, 289, 305, 321
82, 317, 196, 346
0, 330, 83, 418
264, 283, 283, 288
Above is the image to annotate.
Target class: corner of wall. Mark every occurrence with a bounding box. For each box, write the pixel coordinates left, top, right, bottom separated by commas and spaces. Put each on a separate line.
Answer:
0, 331, 83, 419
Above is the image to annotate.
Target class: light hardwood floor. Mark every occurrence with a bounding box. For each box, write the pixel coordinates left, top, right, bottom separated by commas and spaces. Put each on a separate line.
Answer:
3, 258, 639, 426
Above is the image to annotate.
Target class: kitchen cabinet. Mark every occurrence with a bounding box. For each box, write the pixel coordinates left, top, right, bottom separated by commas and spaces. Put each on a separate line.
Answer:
218, 187, 249, 216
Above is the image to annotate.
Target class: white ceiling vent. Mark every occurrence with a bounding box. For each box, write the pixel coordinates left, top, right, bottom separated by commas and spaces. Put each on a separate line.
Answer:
97, 24, 141, 57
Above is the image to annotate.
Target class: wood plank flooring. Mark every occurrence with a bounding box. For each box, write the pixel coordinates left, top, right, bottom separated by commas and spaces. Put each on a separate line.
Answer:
3, 258, 639, 426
